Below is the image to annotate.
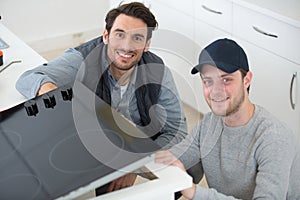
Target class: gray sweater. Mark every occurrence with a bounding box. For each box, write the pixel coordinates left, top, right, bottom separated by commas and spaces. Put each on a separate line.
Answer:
171, 105, 300, 199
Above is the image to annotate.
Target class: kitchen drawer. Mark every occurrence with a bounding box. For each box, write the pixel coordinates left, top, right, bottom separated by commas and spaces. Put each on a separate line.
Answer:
195, 0, 232, 33
232, 4, 300, 65
150, 0, 194, 17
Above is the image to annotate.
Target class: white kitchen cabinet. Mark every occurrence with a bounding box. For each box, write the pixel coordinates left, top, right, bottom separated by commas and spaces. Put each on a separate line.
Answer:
150, 0, 194, 17
194, 0, 232, 50
149, 0, 194, 41
232, 3, 300, 137
232, 3, 300, 66
236, 39, 300, 137
194, 0, 232, 33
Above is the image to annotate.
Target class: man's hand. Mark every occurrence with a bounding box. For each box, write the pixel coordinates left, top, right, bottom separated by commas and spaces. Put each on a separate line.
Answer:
155, 150, 185, 170
107, 173, 137, 192
37, 82, 58, 96
155, 150, 196, 199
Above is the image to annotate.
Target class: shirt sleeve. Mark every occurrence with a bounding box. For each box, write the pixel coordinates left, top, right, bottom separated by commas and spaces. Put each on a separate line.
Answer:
153, 66, 188, 148
169, 122, 203, 170
15, 48, 83, 98
251, 131, 297, 199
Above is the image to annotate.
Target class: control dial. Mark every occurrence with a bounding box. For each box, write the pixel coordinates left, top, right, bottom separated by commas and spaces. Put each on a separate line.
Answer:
43, 94, 56, 108
61, 87, 73, 101
24, 100, 39, 116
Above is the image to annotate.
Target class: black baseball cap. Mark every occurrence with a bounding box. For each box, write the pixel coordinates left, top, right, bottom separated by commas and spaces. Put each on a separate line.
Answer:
191, 38, 249, 74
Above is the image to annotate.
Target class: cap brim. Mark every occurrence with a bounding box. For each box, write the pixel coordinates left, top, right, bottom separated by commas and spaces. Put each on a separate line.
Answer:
191, 60, 216, 75
191, 65, 201, 74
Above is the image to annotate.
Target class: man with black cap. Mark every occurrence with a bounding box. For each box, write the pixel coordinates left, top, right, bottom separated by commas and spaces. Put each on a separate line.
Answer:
156, 38, 300, 199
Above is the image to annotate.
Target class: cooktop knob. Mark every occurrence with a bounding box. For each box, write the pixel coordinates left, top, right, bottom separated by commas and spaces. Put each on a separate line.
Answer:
24, 100, 39, 116
43, 95, 56, 108
61, 87, 73, 101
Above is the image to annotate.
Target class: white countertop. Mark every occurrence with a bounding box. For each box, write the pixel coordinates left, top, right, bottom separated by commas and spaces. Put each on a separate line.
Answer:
0, 23, 46, 111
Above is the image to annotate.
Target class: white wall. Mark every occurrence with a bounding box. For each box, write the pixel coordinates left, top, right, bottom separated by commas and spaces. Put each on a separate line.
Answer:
0, 0, 110, 52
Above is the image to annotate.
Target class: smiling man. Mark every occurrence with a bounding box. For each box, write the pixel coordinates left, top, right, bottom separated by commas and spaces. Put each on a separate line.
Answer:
156, 38, 300, 199
16, 2, 188, 148
16, 2, 188, 196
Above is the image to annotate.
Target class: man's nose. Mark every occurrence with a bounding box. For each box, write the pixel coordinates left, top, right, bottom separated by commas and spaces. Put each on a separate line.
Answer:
120, 37, 135, 51
210, 81, 225, 94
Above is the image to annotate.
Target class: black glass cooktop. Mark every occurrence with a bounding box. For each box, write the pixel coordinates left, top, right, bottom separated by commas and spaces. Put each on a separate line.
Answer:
0, 81, 159, 199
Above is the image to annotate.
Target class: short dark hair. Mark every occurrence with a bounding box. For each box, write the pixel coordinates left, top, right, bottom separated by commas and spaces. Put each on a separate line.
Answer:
105, 2, 158, 40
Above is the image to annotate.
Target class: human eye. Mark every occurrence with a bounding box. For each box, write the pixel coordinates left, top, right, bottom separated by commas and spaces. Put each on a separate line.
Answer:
115, 32, 125, 39
222, 77, 232, 84
133, 35, 145, 43
202, 79, 213, 87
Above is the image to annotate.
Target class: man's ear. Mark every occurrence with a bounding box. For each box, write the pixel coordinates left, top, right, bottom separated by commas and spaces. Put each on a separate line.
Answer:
143, 39, 151, 52
103, 29, 109, 44
244, 71, 252, 89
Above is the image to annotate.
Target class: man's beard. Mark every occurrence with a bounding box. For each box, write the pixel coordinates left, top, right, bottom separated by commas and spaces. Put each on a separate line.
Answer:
210, 87, 245, 117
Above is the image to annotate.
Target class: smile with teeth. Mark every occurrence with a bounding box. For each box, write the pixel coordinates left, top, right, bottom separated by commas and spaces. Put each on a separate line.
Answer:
117, 50, 134, 58
212, 97, 229, 102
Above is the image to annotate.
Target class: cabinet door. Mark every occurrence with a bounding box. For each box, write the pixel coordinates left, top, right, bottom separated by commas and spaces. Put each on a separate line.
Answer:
236, 39, 300, 137
149, 0, 195, 44
195, 0, 232, 33
150, 0, 194, 17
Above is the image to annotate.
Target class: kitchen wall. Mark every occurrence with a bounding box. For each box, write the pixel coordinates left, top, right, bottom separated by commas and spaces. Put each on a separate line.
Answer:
0, 0, 110, 52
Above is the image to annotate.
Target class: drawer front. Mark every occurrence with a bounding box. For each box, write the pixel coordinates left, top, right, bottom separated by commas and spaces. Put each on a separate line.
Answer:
150, 0, 194, 16
195, 0, 232, 33
233, 4, 300, 65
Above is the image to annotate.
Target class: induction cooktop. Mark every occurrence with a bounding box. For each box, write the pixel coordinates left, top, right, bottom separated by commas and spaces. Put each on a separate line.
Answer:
0, 81, 159, 199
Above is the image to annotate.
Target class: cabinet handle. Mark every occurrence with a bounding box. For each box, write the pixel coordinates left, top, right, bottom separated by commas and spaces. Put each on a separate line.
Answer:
201, 5, 222, 15
290, 72, 297, 110
253, 26, 278, 38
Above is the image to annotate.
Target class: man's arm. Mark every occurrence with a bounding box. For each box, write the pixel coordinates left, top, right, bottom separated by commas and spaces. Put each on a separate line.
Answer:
16, 48, 83, 98
153, 67, 188, 148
